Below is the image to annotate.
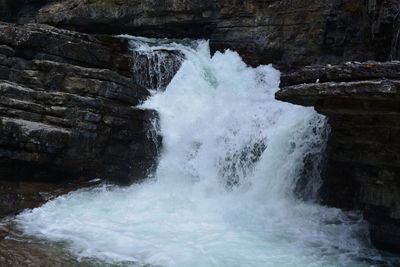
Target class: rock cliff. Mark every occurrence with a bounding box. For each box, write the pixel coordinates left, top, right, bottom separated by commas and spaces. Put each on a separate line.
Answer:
1, 0, 399, 67
0, 22, 159, 186
277, 61, 400, 252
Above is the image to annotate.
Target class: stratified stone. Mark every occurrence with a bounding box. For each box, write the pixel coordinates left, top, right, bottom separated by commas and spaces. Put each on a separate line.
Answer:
1, 0, 399, 67
0, 22, 160, 188
276, 61, 400, 253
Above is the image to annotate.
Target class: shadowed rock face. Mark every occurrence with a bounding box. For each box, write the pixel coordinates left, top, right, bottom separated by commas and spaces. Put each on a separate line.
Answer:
0, 22, 160, 187
0, 0, 399, 67
277, 61, 400, 253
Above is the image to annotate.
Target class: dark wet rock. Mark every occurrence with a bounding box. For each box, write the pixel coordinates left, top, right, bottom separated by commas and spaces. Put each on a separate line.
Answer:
0, 179, 106, 217
0, 223, 120, 267
280, 61, 400, 89
0, 22, 160, 191
0, 181, 56, 217
1, 0, 399, 67
277, 61, 400, 253
0, 22, 134, 77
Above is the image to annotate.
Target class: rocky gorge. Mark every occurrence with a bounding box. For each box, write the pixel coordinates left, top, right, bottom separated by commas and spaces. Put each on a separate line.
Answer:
0, 0, 400, 263
0, 22, 161, 216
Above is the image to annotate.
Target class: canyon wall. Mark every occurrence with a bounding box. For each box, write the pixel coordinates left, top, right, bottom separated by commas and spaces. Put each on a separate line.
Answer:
0, 22, 160, 215
277, 62, 400, 252
0, 0, 399, 67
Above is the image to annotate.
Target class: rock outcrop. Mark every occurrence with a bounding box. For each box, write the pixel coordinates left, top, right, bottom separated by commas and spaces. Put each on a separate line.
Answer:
277, 61, 400, 252
1, 0, 399, 67
0, 22, 159, 187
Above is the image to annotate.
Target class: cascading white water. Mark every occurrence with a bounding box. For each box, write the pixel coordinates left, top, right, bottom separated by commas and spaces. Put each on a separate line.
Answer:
14, 39, 388, 266
123, 35, 186, 90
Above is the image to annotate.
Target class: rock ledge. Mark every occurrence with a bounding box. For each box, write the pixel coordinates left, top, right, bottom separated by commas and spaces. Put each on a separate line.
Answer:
277, 61, 400, 252
0, 22, 159, 186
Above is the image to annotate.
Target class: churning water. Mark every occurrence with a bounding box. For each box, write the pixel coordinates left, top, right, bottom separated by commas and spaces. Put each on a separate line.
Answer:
14, 39, 393, 266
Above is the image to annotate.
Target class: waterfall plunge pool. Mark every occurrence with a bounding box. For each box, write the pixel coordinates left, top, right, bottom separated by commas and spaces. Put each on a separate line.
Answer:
6, 38, 400, 267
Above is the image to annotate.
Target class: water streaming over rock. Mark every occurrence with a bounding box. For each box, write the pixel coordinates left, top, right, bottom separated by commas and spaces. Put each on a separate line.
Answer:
123, 36, 186, 90
13, 38, 392, 266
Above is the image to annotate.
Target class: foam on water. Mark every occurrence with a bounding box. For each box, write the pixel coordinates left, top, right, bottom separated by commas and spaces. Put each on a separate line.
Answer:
15, 39, 388, 266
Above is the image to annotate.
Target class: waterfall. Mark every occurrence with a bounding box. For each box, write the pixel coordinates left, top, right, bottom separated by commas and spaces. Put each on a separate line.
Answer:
14, 39, 387, 267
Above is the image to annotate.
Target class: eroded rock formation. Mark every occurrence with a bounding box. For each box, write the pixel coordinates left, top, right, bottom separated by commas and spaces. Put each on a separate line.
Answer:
0, 22, 159, 187
277, 61, 400, 252
1, 0, 399, 67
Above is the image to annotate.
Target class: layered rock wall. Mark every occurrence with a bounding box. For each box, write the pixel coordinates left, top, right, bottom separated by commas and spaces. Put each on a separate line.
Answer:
1, 0, 399, 67
0, 23, 159, 185
277, 61, 400, 252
